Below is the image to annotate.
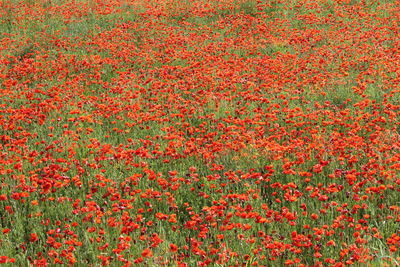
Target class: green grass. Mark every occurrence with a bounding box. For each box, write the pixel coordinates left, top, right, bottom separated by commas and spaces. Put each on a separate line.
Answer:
0, 0, 399, 266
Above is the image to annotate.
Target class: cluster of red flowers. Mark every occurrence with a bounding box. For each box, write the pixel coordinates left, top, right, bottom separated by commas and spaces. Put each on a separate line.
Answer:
0, 0, 399, 266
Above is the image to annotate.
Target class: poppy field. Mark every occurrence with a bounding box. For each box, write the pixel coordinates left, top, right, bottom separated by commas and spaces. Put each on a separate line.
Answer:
0, 0, 399, 266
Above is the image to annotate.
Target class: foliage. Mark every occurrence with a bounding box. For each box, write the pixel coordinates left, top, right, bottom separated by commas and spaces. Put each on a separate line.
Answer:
0, 0, 399, 266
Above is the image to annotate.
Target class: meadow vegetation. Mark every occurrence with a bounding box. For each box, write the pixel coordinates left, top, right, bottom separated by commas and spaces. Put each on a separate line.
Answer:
0, 0, 399, 266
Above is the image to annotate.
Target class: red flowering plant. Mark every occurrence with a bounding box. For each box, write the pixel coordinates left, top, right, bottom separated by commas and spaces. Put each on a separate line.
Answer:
0, 0, 399, 266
